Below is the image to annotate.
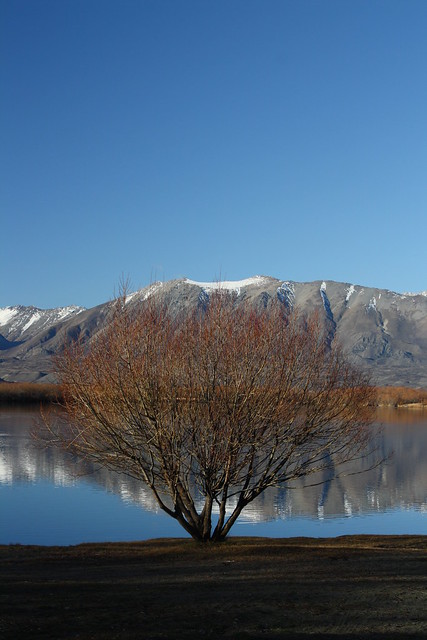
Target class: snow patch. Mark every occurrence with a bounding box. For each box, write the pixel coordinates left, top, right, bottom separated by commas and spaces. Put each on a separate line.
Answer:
367, 297, 377, 312
345, 285, 355, 302
320, 284, 333, 322
0, 307, 19, 326
277, 281, 295, 307
185, 276, 268, 295
57, 306, 83, 320
141, 282, 164, 301
124, 291, 139, 304
0, 304, 84, 341
198, 289, 210, 307
126, 282, 164, 304
21, 312, 41, 333
403, 290, 427, 298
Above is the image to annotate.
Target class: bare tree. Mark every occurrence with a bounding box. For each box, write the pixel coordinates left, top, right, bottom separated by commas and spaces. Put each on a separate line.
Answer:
44, 290, 376, 542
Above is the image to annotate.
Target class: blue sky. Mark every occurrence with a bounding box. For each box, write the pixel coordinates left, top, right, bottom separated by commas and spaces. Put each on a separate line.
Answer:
2, 0, 426, 309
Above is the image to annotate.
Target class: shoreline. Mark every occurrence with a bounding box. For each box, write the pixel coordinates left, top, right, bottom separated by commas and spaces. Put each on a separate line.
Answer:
2, 531, 426, 550
1, 381, 427, 408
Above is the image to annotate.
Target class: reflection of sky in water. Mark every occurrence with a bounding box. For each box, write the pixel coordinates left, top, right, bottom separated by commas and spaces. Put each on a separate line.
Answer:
1, 408, 427, 545
2, 481, 184, 546
235, 508, 427, 538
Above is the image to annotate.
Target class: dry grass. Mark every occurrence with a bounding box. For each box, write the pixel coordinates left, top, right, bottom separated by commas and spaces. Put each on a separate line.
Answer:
376, 386, 427, 408
2, 382, 427, 410
1, 536, 427, 639
0, 382, 62, 405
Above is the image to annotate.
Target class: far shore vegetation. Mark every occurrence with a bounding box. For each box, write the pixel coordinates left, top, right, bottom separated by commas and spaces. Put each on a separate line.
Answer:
0, 382, 62, 405
375, 385, 427, 408
1, 381, 427, 408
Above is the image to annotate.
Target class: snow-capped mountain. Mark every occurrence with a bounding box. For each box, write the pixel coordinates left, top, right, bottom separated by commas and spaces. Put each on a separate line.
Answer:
0, 305, 84, 343
1, 276, 426, 387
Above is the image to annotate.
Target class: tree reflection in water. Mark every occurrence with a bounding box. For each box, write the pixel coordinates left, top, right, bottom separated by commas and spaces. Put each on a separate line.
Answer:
1, 408, 427, 543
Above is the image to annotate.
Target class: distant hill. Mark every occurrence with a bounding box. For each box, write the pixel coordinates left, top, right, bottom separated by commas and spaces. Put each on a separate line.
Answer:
0, 276, 426, 387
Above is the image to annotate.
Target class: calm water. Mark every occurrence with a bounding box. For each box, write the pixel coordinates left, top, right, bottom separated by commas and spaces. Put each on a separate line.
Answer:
1, 407, 427, 545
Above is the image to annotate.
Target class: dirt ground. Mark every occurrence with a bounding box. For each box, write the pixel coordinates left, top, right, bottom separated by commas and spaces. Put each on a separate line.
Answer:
1, 535, 427, 639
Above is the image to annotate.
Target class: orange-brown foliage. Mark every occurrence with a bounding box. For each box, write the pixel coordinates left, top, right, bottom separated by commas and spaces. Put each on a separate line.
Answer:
375, 386, 427, 407
41, 292, 377, 541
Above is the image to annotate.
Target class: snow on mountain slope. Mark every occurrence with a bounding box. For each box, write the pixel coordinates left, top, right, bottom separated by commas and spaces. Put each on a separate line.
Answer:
0, 277, 426, 386
319, 281, 334, 322
403, 290, 427, 297
0, 305, 85, 342
184, 276, 270, 295
277, 281, 295, 307
126, 282, 165, 303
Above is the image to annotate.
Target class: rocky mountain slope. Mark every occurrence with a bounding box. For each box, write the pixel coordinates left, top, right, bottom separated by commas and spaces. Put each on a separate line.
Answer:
1, 276, 426, 387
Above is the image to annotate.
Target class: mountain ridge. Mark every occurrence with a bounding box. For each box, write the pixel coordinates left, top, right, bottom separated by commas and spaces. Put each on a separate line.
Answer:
1, 276, 426, 387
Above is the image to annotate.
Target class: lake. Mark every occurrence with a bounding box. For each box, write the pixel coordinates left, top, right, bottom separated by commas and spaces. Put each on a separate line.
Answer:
1, 407, 427, 545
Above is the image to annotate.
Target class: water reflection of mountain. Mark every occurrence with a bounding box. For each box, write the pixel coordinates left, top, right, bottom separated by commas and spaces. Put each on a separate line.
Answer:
1, 409, 427, 523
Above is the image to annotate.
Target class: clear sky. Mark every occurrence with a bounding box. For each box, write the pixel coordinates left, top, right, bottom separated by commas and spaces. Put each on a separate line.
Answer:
1, 0, 426, 309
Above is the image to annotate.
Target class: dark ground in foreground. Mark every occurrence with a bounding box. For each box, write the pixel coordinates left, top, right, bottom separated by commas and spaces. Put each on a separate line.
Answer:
1, 536, 427, 640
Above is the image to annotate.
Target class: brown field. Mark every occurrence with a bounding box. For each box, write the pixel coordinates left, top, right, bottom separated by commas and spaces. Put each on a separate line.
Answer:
1, 536, 427, 639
